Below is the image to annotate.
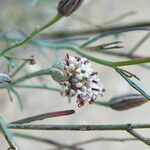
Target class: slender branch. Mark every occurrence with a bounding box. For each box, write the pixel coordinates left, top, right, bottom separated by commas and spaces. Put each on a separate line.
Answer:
31, 43, 150, 68
40, 21, 150, 39
129, 32, 150, 55
95, 101, 110, 107
127, 128, 150, 146
13, 68, 52, 84
102, 11, 137, 26
14, 132, 81, 150
51, 137, 140, 150
89, 49, 142, 58
10, 87, 24, 111
10, 60, 27, 78
72, 137, 137, 144
6, 123, 150, 131
0, 13, 63, 57
116, 68, 150, 100
0, 117, 18, 150
1, 35, 150, 68
1, 33, 149, 68
90, 48, 150, 70
110, 57, 150, 67
14, 84, 61, 92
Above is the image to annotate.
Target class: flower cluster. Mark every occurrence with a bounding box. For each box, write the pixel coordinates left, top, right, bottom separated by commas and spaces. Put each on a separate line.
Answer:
60, 54, 104, 107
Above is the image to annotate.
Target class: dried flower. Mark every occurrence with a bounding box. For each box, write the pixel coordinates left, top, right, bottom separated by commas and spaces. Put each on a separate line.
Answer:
28, 55, 36, 65
109, 93, 148, 111
57, 0, 84, 16
53, 54, 104, 107
0, 73, 12, 84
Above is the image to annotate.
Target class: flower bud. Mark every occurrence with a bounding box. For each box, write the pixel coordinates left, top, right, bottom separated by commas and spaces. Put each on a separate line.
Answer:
50, 63, 68, 83
57, 0, 84, 16
0, 73, 12, 84
109, 93, 148, 111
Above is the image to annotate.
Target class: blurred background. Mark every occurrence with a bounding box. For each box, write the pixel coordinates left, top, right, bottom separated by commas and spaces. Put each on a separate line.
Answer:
0, 0, 150, 149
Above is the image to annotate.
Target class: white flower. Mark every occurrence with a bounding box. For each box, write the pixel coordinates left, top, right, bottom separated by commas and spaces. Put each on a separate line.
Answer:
57, 54, 105, 107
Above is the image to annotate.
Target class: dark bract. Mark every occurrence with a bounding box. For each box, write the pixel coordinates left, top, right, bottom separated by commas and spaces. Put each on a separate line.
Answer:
57, 0, 84, 16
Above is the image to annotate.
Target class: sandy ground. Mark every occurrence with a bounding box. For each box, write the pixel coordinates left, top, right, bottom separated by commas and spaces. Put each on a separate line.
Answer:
0, 0, 150, 150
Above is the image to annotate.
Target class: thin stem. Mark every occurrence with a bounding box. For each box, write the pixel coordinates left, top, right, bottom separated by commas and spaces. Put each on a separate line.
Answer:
14, 132, 80, 150
4, 55, 29, 61
51, 137, 139, 150
102, 11, 137, 26
72, 137, 137, 144
95, 101, 110, 107
14, 84, 61, 92
0, 13, 63, 57
5, 123, 150, 148
72, 11, 136, 30
127, 128, 150, 146
1, 33, 150, 68
10, 87, 24, 111
13, 68, 52, 84
6, 123, 150, 131
116, 68, 150, 100
93, 50, 150, 70
111, 57, 150, 67
40, 21, 150, 39
129, 32, 150, 55
34, 43, 150, 68
97, 50, 142, 58
10, 60, 27, 78
0, 117, 18, 150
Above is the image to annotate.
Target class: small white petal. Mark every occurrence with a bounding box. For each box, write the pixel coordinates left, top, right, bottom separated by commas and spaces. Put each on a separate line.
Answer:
75, 82, 83, 88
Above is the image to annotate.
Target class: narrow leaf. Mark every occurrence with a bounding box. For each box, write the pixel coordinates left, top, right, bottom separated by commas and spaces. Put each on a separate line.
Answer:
10, 110, 75, 124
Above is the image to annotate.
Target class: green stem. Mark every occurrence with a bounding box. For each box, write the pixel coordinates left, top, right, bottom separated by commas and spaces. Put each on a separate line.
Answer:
6, 123, 150, 131
127, 129, 150, 146
129, 32, 150, 55
39, 43, 150, 68
116, 68, 150, 100
13, 68, 52, 84
4, 55, 29, 61
41, 21, 150, 39
14, 132, 79, 150
0, 117, 18, 150
111, 57, 150, 67
95, 101, 110, 107
0, 13, 63, 57
1, 34, 150, 68
10, 60, 27, 78
14, 84, 61, 92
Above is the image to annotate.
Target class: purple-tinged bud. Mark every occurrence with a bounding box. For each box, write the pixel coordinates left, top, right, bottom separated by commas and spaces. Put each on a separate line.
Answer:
0, 73, 13, 84
57, 0, 84, 16
109, 93, 148, 111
